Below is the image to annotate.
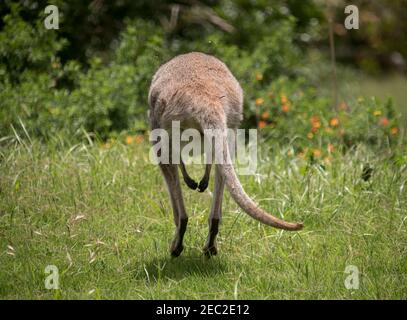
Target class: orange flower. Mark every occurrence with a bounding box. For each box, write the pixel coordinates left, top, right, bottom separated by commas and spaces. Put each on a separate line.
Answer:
339, 102, 348, 111
258, 120, 266, 129
255, 98, 264, 106
312, 149, 322, 158
135, 135, 144, 144
379, 117, 389, 126
310, 115, 321, 133
324, 156, 333, 164
307, 132, 314, 139
310, 115, 320, 124
282, 104, 289, 113
261, 111, 270, 119
256, 73, 263, 81
329, 117, 339, 127
313, 149, 321, 158
390, 127, 398, 135
327, 143, 334, 153
311, 120, 321, 129
125, 136, 134, 145
281, 95, 288, 105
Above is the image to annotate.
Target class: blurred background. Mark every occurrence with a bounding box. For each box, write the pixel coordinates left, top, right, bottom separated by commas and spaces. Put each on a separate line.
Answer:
0, 0, 406, 149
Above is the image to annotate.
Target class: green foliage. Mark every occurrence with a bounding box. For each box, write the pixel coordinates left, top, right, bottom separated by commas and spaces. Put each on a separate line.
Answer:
0, 13, 166, 138
333, 0, 407, 73
0, 4, 67, 82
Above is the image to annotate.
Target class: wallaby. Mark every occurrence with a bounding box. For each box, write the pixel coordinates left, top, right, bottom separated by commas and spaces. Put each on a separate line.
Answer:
148, 52, 303, 257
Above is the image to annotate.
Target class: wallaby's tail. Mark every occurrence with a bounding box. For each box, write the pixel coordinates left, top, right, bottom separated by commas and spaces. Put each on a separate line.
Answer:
202, 118, 303, 231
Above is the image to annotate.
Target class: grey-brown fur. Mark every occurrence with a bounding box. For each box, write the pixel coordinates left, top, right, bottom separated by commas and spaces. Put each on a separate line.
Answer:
149, 52, 303, 257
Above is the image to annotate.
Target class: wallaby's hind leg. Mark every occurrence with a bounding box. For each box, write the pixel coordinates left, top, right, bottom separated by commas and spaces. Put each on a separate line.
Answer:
179, 159, 198, 190
159, 163, 188, 257
198, 164, 212, 193
203, 165, 225, 257
180, 160, 211, 193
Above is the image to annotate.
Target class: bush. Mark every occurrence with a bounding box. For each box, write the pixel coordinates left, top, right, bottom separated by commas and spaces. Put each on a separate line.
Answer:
66, 21, 166, 138
0, 13, 166, 139
254, 78, 400, 162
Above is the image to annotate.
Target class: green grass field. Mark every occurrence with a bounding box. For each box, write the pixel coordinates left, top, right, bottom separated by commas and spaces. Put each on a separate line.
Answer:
1, 138, 406, 299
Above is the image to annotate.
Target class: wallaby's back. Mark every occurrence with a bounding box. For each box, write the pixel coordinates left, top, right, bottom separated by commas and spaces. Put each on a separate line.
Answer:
148, 52, 243, 130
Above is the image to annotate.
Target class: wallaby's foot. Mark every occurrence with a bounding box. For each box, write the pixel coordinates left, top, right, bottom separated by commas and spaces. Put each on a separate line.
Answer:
198, 179, 209, 193
183, 177, 198, 190
170, 241, 184, 257
203, 244, 218, 257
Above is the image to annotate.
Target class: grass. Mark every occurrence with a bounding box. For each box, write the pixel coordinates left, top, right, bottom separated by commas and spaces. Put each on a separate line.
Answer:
0, 137, 407, 299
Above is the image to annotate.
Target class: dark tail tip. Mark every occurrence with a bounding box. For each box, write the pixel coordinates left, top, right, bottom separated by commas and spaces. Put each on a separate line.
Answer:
296, 222, 304, 230
290, 222, 304, 231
